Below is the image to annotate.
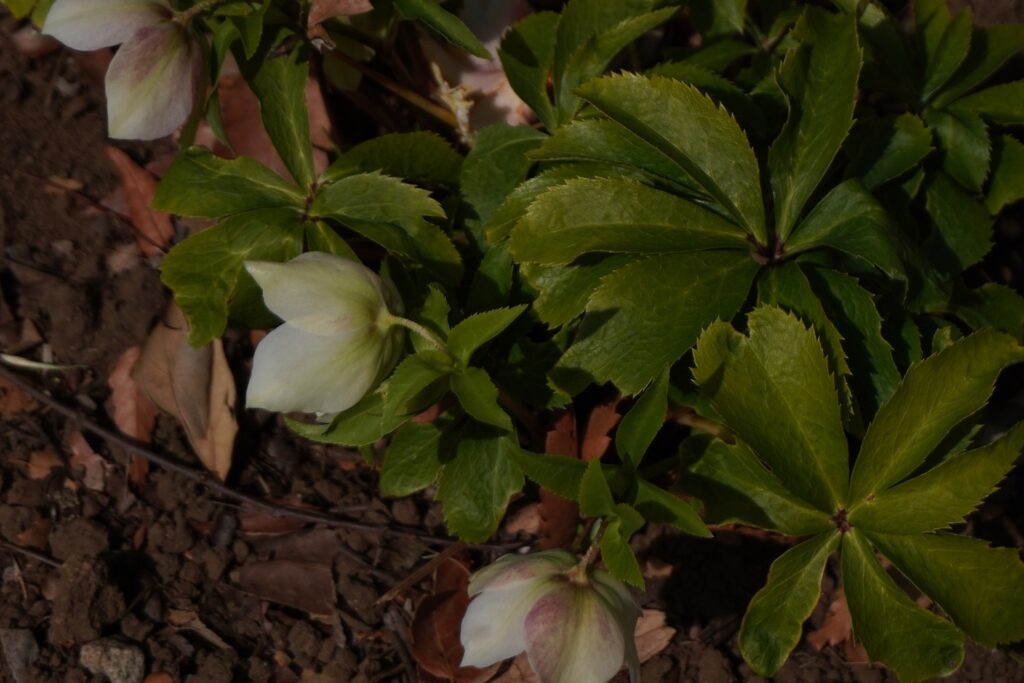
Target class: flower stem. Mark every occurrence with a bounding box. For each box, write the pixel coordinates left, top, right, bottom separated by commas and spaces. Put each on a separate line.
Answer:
381, 314, 449, 354
174, 0, 229, 26
567, 518, 606, 584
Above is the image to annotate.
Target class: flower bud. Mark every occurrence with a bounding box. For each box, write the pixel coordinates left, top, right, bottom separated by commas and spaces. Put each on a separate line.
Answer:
460, 550, 640, 683
244, 252, 405, 415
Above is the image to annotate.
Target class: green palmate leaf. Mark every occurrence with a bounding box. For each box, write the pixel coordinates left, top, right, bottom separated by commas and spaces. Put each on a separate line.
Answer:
615, 366, 668, 466
287, 391, 408, 447
579, 459, 615, 517
632, 480, 710, 537
692, 306, 849, 513
529, 119, 701, 193
845, 114, 933, 190
447, 305, 527, 366
920, 5, 972, 102
416, 284, 451, 340
842, 530, 964, 683
321, 132, 463, 188
868, 532, 1024, 647
450, 367, 513, 431
924, 172, 993, 273
924, 106, 990, 194
956, 81, 1024, 125
649, 62, 766, 140
465, 242, 514, 314
521, 256, 634, 328
934, 23, 1024, 107
848, 330, 1024, 501
556, 7, 678, 121
785, 179, 907, 282
600, 504, 645, 587
393, 0, 489, 58
681, 436, 832, 536
954, 283, 1024, 340
987, 134, 1024, 214
487, 166, 602, 245
509, 178, 748, 265
237, 33, 315, 189
232, 0, 271, 59
514, 450, 586, 500
304, 221, 357, 259
153, 147, 303, 217
381, 350, 454, 417
769, 8, 861, 241
554, 251, 759, 396
462, 124, 545, 245
757, 262, 854, 428
739, 532, 839, 677
577, 74, 766, 242
499, 12, 559, 130
803, 266, 900, 423
850, 421, 1024, 534
161, 208, 304, 345
437, 426, 523, 542
380, 422, 444, 497
310, 172, 461, 286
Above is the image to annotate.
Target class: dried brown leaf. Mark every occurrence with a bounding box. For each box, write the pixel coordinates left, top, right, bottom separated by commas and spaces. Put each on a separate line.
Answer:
582, 399, 621, 462
235, 560, 336, 616
14, 519, 50, 550
634, 609, 675, 663
0, 378, 36, 415
143, 674, 174, 683
537, 412, 579, 550
104, 147, 174, 256
67, 431, 107, 491
108, 347, 158, 443
807, 589, 869, 662
308, 0, 373, 29
26, 451, 61, 480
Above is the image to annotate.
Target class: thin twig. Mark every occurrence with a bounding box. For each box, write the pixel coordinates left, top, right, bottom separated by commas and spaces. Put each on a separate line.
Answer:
0, 539, 60, 568
0, 366, 520, 551
375, 540, 466, 605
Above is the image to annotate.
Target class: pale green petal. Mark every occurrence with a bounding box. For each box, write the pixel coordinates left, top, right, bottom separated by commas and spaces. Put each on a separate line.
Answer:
461, 578, 558, 668
43, 0, 169, 50
467, 551, 576, 597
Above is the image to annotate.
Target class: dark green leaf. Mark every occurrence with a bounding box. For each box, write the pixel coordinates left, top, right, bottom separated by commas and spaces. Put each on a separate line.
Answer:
499, 11, 559, 130
393, 0, 489, 58
579, 459, 615, 517
599, 504, 645, 587
447, 305, 527, 366
924, 171, 993, 272
987, 133, 1024, 214
692, 306, 849, 513
956, 80, 1024, 125
677, 39, 757, 73
925, 106, 990, 194
450, 367, 513, 431
153, 147, 303, 217
320, 132, 463, 188
577, 74, 766, 241
615, 367, 668, 467
850, 421, 1024, 534
521, 256, 634, 328
934, 23, 1024, 106
286, 391, 407, 447
514, 450, 586, 501
161, 208, 304, 345
380, 422, 444, 497
739, 532, 839, 676
554, 251, 759, 396
920, 6, 972, 102
688, 0, 747, 39
953, 283, 1024, 340
509, 177, 749, 264
648, 61, 766, 140
632, 480, 711, 537
380, 350, 454, 417
845, 114, 934, 190
868, 532, 1024, 647
842, 529, 964, 683
437, 426, 523, 542
304, 221, 357, 259
769, 8, 861, 240
848, 330, 1024, 501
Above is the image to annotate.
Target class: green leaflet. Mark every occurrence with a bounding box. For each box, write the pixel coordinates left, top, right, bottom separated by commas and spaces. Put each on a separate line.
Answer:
599, 504, 645, 587
648, 61, 765, 140
161, 208, 305, 345
844, 114, 933, 190
680, 435, 832, 536
615, 366, 669, 466
924, 106, 990, 194
848, 330, 1024, 501
521, 256, 635, 328
953, 283, 1024, 340
956, 80, 1024, 125
688, 0, 746, 39
509, 177, 748, 265
867, 532, 1024, 647
513, 450, 586, 501
392, 0, 489, 58
320, 132, 463, 188
447, 306, 527, 366
153, 147, 304, 217
380, 422, 444, 497
554, 251, 758, 396
850, 421, 1024, 534
986, 133, 1024, 215
450, 367, 513, 431
499, 12, 559, 130
579, 459, 615, 518
920, 5, 972, 102
923, 171, 993, 273
739, 532, 839, 676
436, 425, 523, 542
577, 74, 766, 242
632, 480, 710, 537
842, 530, 964, 683
692, 306, 849, 513
933, 23, 1024, 107
768, 7, 861, 241
785, 179, 907, 283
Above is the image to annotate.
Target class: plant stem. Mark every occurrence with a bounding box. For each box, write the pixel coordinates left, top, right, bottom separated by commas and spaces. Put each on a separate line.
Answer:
568, 518, 606, 583
381, 313, 449, 354
174, 0, 228, 26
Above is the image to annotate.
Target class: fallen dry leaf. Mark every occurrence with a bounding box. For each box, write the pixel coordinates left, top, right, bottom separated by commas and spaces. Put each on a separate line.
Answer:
0, 378, 36, 415
67, 431, 107, 491
807, 589, 869, 663
634, 609, 676, 663
234, 560, 336, 616
537, 411, 580, 550
104, 147, 174, 256
166, 609, 232, 650
142, 673, 174, 683
26, 451, 61, 480
14, 519, 51, 550
108, 346, 158, 483
133, 304, 237, 480
582, 398, 622, 462
308, 0, 373, 29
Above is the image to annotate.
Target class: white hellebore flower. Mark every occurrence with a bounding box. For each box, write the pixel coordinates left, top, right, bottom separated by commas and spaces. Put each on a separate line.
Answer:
244, 252, 405, 415
461, 550, 641, 683
43, 0, 204, 140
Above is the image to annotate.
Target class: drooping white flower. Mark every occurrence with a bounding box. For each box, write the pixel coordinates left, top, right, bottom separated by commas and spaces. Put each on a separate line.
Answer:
244, 252, 405, 415
43, 0, 203, 140
460, 550, 641, 683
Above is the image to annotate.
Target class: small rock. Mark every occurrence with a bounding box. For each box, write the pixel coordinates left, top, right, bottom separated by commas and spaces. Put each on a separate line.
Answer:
80, 639, 145, 683
0, 628, 39, 683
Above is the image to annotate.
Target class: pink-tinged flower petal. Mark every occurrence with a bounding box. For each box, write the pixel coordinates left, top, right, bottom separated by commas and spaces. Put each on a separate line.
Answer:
43, 0, 170, 51
246, 323, 385, 415
461, 574, 560, 669
591, 570, 642, 682
105, 23, 202, 140
467, 551, 576, 597
524, 585, 627, 683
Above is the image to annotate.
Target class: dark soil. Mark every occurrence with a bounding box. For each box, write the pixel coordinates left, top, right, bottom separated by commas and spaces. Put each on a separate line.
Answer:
1, 6, 1024, 683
